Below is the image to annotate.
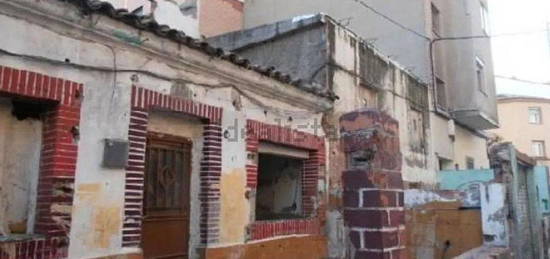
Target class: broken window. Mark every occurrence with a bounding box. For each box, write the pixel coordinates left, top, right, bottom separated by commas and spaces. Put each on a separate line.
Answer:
0, 98, 45, 237
255, 153, 305, 221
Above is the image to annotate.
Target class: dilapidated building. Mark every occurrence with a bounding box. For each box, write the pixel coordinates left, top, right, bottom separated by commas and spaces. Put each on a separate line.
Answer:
0, 0, 336, 258
0, 0, 513, 259
208, 14, 428, 258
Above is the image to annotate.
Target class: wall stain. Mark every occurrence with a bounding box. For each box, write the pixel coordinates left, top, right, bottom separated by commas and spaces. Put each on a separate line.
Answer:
219, 169, 248, 244
91, 206, 122, 249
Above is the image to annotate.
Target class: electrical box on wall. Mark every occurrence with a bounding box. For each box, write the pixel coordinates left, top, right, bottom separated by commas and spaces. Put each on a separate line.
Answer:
102, 139, 129, 169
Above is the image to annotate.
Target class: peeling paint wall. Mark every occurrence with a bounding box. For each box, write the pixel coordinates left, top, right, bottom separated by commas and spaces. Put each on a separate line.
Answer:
480, 183, 508, 246
0, 98, 42, 236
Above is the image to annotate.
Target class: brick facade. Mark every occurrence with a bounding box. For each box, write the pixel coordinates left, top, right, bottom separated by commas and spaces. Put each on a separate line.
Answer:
0, 65, 83, 258
340, 110, 406, 259
245, 120, 325, 240
199, 0, 244, 37
122, 86, 223, 247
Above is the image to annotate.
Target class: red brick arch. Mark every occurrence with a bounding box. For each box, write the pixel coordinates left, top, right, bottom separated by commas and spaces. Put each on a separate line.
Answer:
245, 120, 325, 240
122, 86, 223, 247
0, 65, 83, 258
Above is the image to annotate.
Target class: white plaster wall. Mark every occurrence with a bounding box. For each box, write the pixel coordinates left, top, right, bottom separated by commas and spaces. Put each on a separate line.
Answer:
454, 125, 490, 170
153, 0, 200, 38
0, 99, 42, 235
480, 183, 508, 246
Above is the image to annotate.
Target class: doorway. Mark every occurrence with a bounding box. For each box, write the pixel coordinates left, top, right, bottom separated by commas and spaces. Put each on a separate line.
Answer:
142, 133, 191, 259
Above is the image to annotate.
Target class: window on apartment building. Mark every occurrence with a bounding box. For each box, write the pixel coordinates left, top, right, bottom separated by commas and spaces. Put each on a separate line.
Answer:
466, 157, 475, 169
431, 3, 441, 36
480, 2, 490, 35
532, 140, 546, 157
255, 151, 306, 221
529, 107, 542, 124
475, 58, 486, 94
0, 98, 45, 236
435, 77, 448, 110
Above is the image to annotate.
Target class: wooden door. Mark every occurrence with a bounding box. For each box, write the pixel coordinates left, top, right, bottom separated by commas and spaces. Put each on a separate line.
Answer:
142, 133, 191, 259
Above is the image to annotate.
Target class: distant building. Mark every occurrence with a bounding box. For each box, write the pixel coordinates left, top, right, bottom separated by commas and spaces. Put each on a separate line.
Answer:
490, 95, 550, 166
104, 0, 244, 38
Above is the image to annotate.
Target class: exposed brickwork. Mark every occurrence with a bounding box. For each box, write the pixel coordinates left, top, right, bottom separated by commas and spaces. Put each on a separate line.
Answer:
340, 109, 406, 259
122, 86, 223, 247
245, 120, 325, 240
0, 237, 68, 259
0, 65, 83, 258
250, 219, 321, 240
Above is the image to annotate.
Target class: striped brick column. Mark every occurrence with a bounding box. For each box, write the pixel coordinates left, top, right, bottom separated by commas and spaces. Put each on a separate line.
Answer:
200, 123, 223, 244
122, 86, 223, 248
340, 109, 406, 259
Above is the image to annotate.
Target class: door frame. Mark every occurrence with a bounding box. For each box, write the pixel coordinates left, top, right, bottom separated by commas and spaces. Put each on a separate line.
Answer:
141, 132, 193, 258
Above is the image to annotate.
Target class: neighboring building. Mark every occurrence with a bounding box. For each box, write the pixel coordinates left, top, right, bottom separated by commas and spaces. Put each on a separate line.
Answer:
490, 95, 550, 166
242, 0, 499, 182
104, 0, 244, 38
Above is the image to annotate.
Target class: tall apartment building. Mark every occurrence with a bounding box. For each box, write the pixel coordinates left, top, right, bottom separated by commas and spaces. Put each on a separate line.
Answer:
243, 0, 499, 184
490, 95, 550, 166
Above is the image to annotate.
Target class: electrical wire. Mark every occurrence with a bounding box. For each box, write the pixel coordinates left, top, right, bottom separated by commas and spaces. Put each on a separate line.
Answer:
351, 0, 431, 40
0, 47, 323, 118
495, 75, 550, 86
349, 0, 550, 42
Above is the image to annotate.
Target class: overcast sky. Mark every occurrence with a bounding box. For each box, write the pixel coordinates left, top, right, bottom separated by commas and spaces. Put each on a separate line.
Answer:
490, 0, 550, 97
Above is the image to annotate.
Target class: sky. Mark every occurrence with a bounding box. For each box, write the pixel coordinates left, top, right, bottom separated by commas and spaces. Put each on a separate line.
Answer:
490, 0, 550, 97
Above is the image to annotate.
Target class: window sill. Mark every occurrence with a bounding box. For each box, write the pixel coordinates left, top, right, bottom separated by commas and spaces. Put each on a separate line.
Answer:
250, 218, 320, 241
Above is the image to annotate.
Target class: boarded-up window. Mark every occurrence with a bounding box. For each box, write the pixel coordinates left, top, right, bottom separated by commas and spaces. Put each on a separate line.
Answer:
0, 98, 43, 236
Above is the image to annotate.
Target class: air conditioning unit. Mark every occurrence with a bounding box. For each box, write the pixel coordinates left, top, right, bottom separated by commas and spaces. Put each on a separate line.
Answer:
448, 119, 456, 138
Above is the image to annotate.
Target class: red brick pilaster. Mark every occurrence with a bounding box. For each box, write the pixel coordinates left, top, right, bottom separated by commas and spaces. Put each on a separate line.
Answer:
0, 65, 83, 258
340, 109, 406, 259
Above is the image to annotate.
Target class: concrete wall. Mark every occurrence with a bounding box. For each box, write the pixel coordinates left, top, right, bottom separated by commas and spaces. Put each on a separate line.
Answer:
244, 0, 431, 82
454, 126, 490, 169
490, 98, 550, 166
0, 98, 42, 236
432, 0, 498, 124
0, 0, 328, 258
480, 183, 508, 246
